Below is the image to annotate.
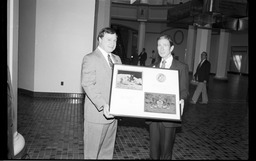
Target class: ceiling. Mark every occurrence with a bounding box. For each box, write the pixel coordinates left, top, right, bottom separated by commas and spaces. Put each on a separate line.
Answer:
111, 0, 248, 32
167, 0, 248, 31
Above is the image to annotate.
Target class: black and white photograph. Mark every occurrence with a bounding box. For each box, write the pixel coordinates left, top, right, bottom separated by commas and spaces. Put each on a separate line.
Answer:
144, 92, 176, 114
7, 0, 248, 160
109, 64, 181, 121
116, 70, 142, 90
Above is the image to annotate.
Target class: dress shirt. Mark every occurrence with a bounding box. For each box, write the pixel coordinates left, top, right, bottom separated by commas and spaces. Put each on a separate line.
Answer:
98, 46, 114, 68
160, 55, 173, 69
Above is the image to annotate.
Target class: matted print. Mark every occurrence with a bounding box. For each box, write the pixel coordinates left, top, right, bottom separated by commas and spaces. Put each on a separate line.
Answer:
116, 70, 142, 90
109, 64, 181, 121
144, 92, 176, 114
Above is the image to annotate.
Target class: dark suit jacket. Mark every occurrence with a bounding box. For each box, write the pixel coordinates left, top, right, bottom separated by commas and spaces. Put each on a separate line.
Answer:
146, 58, 189, 127
139, 51, 147, 62
194, 60, 211, 83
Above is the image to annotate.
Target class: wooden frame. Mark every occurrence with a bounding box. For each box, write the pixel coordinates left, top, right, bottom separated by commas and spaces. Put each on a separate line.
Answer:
109, 64, 181, 121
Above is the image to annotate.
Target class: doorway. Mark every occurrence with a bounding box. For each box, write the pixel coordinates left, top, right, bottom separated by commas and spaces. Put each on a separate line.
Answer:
229, 46, 248, 75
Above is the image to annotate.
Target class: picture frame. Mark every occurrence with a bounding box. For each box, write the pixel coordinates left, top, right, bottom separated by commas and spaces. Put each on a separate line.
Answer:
109, 64, 181, 121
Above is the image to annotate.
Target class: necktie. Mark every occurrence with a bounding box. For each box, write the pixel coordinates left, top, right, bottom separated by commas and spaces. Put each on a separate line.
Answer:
108, 54, 114, 69
161, 60, 166, 68
199, 60, 204, 68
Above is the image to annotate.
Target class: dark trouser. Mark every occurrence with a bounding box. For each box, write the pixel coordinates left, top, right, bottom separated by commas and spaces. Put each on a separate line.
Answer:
149, 122, 176, 160
140, 61, 145, 66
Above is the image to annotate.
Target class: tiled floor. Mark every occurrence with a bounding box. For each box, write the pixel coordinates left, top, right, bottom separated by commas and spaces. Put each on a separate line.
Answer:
17, 74, 248, 160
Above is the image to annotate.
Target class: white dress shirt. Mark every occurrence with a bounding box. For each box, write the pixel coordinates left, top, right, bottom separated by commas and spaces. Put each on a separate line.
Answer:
98, 46, 114, 68
160, 55, 173, 69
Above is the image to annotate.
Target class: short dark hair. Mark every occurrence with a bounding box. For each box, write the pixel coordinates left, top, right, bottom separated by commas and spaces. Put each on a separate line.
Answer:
201, 51, 207, 57
97, 27, 117, 41
157, 35, 174, 47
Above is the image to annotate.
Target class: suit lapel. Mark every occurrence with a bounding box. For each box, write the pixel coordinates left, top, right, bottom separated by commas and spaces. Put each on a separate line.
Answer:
109, 53, 117, 65
95, 48, 112, 73
110, 53, 122, 64
170, 59, 178, 70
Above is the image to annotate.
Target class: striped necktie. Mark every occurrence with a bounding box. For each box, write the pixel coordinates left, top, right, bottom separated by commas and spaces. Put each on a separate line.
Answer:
161, 60, 166, 68
108, 54, 114, 69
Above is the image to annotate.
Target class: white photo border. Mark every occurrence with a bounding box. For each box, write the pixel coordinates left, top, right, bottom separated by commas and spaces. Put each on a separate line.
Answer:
109, 64, 181, 121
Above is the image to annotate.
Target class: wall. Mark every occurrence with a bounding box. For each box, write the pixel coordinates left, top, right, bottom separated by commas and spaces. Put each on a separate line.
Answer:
18, 0, 95, 93
18, 0, 36, 91
18, 1, 248, 94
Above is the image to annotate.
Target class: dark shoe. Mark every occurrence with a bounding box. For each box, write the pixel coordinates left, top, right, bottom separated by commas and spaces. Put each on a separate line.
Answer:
190, 100, 196, 104
199, 102, 208, 105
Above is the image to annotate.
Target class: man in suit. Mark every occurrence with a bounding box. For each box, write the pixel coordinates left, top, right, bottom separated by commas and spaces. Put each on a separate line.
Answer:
190, 51, 211, 104
81, 27, 122, 159
138, 48, 147, 66
147, 35, 189, 160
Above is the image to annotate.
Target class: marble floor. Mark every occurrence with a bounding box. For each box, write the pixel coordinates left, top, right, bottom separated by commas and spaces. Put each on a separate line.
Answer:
17, 74, 248, 160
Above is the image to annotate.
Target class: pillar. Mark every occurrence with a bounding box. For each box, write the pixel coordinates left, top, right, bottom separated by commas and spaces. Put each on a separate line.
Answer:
137, 21, 146, 56
126, 30, 133, 59
214, 29, 230, 80
185, 25, 196, 73
93, 0, 111, 49
193, 27, 212, 75
7, 0, 26, 157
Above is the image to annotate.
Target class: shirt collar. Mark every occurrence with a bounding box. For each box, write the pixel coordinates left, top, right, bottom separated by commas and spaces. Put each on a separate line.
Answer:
98, 46, 109, 57
98, 46, 114, 67
161, 55, 173, 68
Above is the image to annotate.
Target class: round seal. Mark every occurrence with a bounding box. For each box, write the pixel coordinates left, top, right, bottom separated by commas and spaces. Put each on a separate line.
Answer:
156, 73, 166, 82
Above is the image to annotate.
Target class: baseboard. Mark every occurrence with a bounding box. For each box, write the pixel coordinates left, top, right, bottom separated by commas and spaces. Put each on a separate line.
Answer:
227, 71, 248, 76
18, 88, 85, 99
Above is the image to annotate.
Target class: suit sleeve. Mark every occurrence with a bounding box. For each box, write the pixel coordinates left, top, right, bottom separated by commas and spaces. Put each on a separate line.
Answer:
81, 55, 106, 111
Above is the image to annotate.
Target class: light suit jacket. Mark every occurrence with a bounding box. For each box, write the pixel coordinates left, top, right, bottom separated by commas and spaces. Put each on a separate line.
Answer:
81, 48, 122, 124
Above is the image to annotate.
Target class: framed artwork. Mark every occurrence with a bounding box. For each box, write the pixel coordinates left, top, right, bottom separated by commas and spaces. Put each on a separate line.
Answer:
109, 64, 181, 121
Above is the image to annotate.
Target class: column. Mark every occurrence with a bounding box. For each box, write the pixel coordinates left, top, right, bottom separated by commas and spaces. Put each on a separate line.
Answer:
7, 0, 26, 158
126, 30, 133, 59
137, 0, 148, 61
193, 27, 212, 75
185, 25, 196, 72
137, 21, 146, 56
93, 0, 111, 49
214, 29, 230, 80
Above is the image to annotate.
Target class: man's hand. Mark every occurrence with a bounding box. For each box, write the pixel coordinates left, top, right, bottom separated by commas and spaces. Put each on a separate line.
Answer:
103, 104, 114, 119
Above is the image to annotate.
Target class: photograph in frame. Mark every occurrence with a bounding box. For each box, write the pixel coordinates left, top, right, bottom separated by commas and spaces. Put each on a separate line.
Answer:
144, 92, 176, 114
116, 70, 143, 90
109, 64, 181, 121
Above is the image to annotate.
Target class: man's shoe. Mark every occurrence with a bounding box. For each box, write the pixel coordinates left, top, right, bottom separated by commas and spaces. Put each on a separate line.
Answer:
190, 100, 196, 104
199, 102, 208, 105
